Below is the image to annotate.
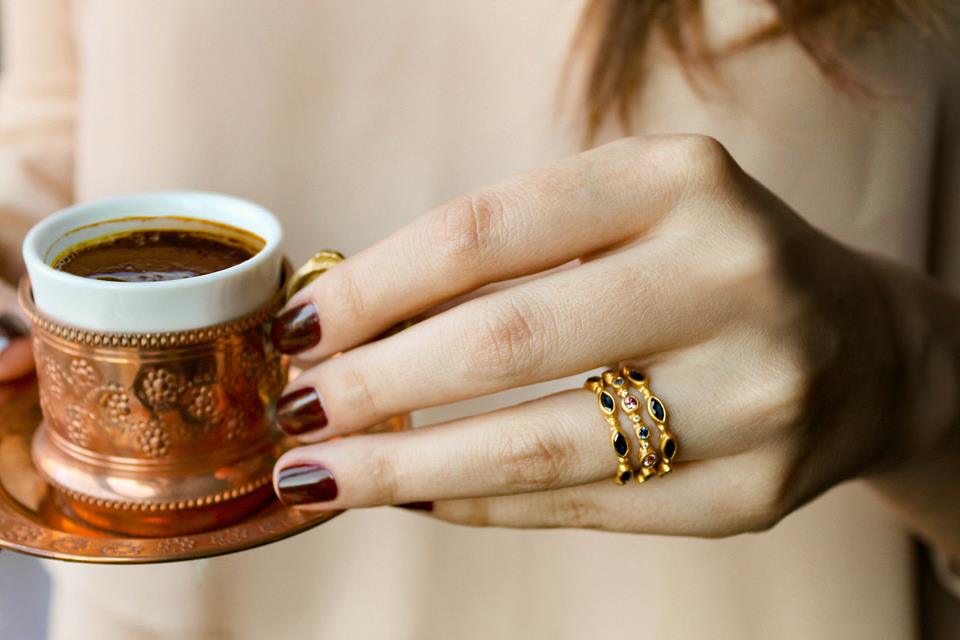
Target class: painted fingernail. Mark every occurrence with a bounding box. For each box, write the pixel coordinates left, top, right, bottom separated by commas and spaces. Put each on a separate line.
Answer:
0, 315, 27, 353
270, 303, 321, 354
276, 464, 338, 506
276, 387, 327, 435
397, 501, 433, 512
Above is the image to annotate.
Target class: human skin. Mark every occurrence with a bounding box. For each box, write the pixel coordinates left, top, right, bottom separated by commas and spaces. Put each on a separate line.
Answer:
268, 135, 960, 555
0, 281, 33, 384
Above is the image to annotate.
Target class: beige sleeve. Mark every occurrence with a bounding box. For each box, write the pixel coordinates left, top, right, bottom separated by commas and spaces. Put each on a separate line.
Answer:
0, 0, 77, 284
928, 47, 960, 290
924, 46, 960, 608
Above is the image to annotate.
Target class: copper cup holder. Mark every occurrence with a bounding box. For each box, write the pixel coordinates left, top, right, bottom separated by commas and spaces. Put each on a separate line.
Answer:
18, 270, 295, 536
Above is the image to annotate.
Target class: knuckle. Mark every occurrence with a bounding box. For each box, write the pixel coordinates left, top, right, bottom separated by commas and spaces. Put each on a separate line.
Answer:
456, 498, 493, 527
367, 447, 401, 505
495, 423, 567, 492
736, 350, 812, 442
466, 296, 550, 382
707, 455, 795, 536
674, 134, 736, 189
329, 361, 383, 426
547, 491, 598, 529
430, 189, 507, 267
321, 265, 368, 324
741, 464, 793, 533
765, 360, 812, 429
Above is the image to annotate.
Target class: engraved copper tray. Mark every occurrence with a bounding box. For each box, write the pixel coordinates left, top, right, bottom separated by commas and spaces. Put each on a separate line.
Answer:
0, 374, 402, 564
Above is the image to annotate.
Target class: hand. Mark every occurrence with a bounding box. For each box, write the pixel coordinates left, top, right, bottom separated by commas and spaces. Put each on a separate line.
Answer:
0, 281, 33, 383
268, 135, 941, 536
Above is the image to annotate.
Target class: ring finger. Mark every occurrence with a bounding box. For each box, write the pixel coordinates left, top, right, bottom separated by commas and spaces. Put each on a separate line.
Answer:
273, 388, 727, 510
425, 454, 763, 537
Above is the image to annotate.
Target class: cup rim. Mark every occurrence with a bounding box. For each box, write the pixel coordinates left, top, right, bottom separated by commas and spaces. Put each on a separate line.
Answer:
22, 190, 283, 292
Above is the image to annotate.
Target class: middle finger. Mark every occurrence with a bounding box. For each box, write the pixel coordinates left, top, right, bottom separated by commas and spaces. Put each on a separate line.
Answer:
277, 247, 695, 438
273, 388, 728, 510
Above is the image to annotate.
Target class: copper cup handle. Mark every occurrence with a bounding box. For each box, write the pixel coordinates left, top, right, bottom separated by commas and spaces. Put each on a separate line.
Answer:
284, 250, 345, 301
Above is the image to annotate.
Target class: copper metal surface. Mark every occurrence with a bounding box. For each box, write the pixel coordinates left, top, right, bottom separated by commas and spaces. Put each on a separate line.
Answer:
0, 374, 409, 563
19, 274, 294, 536
0, 252, 410, 561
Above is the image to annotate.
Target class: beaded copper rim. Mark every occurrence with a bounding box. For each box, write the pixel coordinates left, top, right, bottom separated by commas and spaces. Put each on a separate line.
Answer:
18, 275, 287, 350
44, 471, 274, 513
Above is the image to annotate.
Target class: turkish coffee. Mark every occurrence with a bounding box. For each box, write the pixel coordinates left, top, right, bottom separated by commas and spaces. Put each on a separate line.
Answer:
53, 228, 260, 282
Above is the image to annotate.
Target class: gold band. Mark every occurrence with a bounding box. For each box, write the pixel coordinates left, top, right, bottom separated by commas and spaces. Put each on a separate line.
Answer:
620, 367, 677, 476
601, 370, 659, 483
285, 250, 346, 301
584, 376, 634, 485
286, 251, 415, 340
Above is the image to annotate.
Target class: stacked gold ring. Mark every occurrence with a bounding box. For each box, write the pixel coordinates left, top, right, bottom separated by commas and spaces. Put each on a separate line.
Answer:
585, 368, 678, 484
620, 366, 677, 476
584, 376, 634, 485
602, 370, 658, 483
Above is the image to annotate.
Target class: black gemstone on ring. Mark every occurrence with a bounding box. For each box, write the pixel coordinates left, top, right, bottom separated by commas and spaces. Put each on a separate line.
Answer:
600, 391, 616, 413
650, 397, 666, 422
586, 376, 602, 385
619, 470, 633, 484
627, 369, 645, 383
663, 438, 676, 460
613, 432, 628, 456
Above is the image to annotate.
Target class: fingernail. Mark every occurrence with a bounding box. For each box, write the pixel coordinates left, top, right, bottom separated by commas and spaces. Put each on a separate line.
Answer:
276, 463, 338, 505
270, 303, 321, 354
0, 315, 27, 353
397, 501, 433, 512
276, 387, 328, 435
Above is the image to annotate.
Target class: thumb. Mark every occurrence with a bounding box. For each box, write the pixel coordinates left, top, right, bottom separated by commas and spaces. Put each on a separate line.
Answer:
0, 314, 33, 382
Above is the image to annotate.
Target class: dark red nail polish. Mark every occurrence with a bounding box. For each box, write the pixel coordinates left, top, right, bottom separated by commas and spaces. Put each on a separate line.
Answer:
397, 501, 433, 512
276, 464, 338, 505
276, 387, 327, 435
271, 303, 321, 354
0, 314, 27, 353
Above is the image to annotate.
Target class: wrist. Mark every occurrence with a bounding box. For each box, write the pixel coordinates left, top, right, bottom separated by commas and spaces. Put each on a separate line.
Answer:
861, 252, 960, 555
860, 253, 959, 451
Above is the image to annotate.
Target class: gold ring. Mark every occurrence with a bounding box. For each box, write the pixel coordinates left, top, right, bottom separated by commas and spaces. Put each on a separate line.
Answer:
286, 251, 415, 340
621, 367, 677, 476
584, 376, 634, 485
285, 250, 346, 301
602, 369, 659, 483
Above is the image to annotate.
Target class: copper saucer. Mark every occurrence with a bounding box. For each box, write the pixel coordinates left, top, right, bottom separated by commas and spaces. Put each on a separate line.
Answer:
0, 374, 395, 564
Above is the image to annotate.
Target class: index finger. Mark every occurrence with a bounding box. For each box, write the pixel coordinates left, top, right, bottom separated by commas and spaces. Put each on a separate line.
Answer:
270, 135, 716, 359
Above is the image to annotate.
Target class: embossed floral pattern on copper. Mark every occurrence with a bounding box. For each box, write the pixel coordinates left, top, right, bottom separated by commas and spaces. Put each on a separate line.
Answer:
97, 382, 132, 426
135, 422, 171, 458
64, 406, 95, 447
182, 383, 218, 422
30, 327, 283, 461
69, 358, 100, 390
136, 367, 184, 411
19, 271, 290, 538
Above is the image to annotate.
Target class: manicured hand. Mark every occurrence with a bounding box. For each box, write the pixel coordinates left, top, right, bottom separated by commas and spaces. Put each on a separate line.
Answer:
0, 281, 33, 383
269, 135, 949, 536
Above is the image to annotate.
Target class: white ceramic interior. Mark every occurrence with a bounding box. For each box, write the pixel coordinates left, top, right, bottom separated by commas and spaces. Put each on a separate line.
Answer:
23, 191, 283, 332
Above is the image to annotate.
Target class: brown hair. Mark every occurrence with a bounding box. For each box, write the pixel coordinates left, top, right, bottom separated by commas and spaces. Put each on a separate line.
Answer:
576, 0, 953, 139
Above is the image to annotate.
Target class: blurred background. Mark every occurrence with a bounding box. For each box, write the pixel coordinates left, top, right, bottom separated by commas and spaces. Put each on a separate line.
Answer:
0, 9, 50, 634
0, 549, 49, 639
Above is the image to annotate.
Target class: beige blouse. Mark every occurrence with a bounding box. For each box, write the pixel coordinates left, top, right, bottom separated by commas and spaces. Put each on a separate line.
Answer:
0, 1, 956, 638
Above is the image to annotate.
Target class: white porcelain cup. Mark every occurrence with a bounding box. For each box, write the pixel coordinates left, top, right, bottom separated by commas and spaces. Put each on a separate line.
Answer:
22, 191, 283, 332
